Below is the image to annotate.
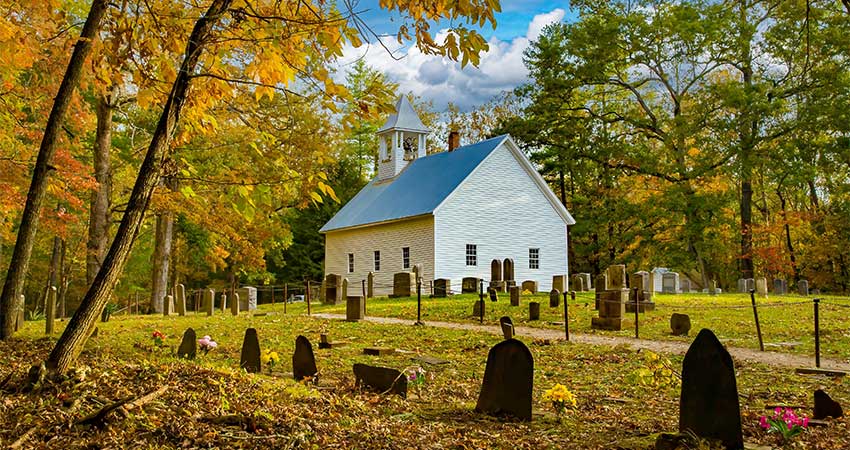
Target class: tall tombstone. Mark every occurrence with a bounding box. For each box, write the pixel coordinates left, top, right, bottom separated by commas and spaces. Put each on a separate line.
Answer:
528, 302, 540, 321
798, 279, 809, 296
579, 273, 592, 291
772, 279, 787, 295
552, 275, 566, 293
502, 258, 515, 282
520, 280, 538, 294
679, 329, 743, 449
462, 277, 480, 294
236, 286, 258, 311
744, 278, 755, 292
662, 272, 680, 294
367, 272, 374, 299
163, 294, 174, 316
177, 328, 197, 359
240, 328, 261, 373
607, 265, 627, 289
627, 271, 654, 313
220, 293, 227, 314
570, 274, 583, 292
680, 278, 691, 294
490, 259, 502, 282
755, 278, 768, 298
204, 289, 215, 316
737, 278, 747, 293
324, 273, 342, 304
45, 286, 57, 335
475, 339, 534, 421
176, 284, 186, 316
509, 286, 520, 306
433, 278, 450, 298
499, 316, 514, 340
392, 272, 414, 297
292, 335, 318, 382
549, 289, 560, 307
231, 292, 240, 316
346, 295, 365, 322
594, 273, 609, 310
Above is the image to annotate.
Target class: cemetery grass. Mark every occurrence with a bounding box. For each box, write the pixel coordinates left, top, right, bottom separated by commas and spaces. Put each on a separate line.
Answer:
311, 292, 850, 362
0, 307, 847, 449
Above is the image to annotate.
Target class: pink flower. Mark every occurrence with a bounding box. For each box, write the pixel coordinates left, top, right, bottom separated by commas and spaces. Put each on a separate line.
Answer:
774, 407, 782, 416
802, 417, 809, 428
207, 341, 217, 348
759, 416, 769, 429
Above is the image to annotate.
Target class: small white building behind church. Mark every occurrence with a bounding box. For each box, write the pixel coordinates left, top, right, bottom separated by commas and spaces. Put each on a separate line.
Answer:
320, 96, 575, 296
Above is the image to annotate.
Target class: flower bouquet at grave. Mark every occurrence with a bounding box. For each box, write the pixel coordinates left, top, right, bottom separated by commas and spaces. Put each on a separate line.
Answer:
198, 335, 218, 355
759, 407, 809, 442
261, 349, 280, 375
542, 383, 577, 417
405, 366, 426, 395
152, 330, 166, 347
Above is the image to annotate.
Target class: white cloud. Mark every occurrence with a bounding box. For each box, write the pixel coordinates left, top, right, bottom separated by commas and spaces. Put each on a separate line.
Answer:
336, 9, 566, 111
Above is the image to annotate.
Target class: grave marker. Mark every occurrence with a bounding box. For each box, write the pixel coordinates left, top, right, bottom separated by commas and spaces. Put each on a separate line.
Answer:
680, 278, 691, 293
579, 273, 592, 291
520, 280, 538, 294
745, 278, 755, 292
509, 286, 520, 306
163, 294, 173, 316
292, 335, 318, 383
552, 275, 566, 293
220, 293, 227, 314
488, 288, 498, 302
433, 278, 450, 298
503, 258, 515, 282
231, 292, 239, 316
177, 328, 197, 359
756, 278, 768, 298
499, 316, 514, 340
473, 299, 485, 317
628, 271, 655, 312
594, 273, 609, 310
549, 289, 560, 307
813, 389, 843, 420
323, 273, 343, 304
353, 363, 407, 397
662, 272, 680, 294
392, 272, 415, 297
772, 279, 787, 295
490, 259, 504, 292
671, 313, 691, 336
798, 280, 809, 296
204, 289, 215, 316
475, 339, 533, 421
367, 272, 374, 299
236, 286, 257, 311
679, 329, 743, 449
346, 295, 365, 322
176, 284, 186, 316
462, 277, 480, 293
240, 328, 261, 373
607, 265, 627, 289
528, 302, 540, 321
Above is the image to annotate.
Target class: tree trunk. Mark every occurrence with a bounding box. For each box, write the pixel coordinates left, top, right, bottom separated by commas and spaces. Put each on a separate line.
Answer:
41, 235, 62, 314
58, 239, 68, 318
736, 0, 757, 280
0, 0, 108, 339
86, 91, 115, 286
150, 193, 174, 314
46, 0, 233, 374
777, 188, 799, 282
740, 179, 754, 278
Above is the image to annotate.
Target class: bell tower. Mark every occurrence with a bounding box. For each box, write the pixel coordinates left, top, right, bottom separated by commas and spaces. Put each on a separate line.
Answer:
376, 96, 430, 181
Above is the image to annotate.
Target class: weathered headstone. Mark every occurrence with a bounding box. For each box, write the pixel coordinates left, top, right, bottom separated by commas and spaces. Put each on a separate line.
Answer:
45, 286, 56, 335
433, 278, 450, 298
177, 328, 197, 359
499, 316, 514, 340
367, 272, 374, 298
236, 286, 258, 311
520, 280, 538, 294
392, 272, 415, 297
488, 288, 498, 302
607, 265, 627, 289
292, 335, 318, 383
755, 278, 768, 298
670, 313, 692, 336
798, 279, 809, 296
204, 289, 215, 316
662, 272, 680, 294
231, 292, 240, 316
341, 277, 349, 300
773, 279, 787, 295
240, 328, 261, 373
628, 271, 655, 312
528, 302, 540, 321
475, 339, 533, 421
680, 278, 691, 293
579, 273, 592, 291
324, 273, 343, 304
679, 329, 743, 450
745, 278, 755, 292
164, 294, 174, 316
571, 274, 585, 292
491, 259, 502, 282
594, 273, 609, 310
176, 284, 186, 316
503, 258, 515, 282
462, 277, 480, 294
473, 299, 485, 317
549, 289, 560, 307
737, 278, 747, 293
353, 363, 407, 398
346, 295, 365, 321
509, 286, 520, 306
552, 275, 566, 293
592, 288, 628, 330
813, 389, 844, 420
220, 293, 227, 313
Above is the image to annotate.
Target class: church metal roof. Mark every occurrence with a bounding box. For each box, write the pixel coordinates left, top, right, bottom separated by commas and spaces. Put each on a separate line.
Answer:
319, 135, 509, 233
377, 96, 430, 133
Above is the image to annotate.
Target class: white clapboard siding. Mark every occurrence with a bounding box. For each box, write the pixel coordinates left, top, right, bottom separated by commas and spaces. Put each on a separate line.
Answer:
433, 140, 569, 292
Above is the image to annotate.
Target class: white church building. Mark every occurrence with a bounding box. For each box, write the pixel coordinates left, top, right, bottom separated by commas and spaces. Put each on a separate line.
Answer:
320, 96, 575, 296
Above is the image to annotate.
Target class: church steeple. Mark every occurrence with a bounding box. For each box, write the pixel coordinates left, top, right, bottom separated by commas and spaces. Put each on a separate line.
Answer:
376, 96, 430, 181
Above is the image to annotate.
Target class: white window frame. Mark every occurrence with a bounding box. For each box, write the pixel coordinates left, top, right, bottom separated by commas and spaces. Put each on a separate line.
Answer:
374, 250, 380, 272
348, 253, 355, 273
402, 247, 410, 269
529, 248, 540, 269
466, 244, 477, 266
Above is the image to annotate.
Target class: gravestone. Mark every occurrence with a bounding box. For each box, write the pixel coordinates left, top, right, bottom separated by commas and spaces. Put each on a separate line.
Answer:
488, 288, 498, 302
165, 294, 174, 316
755, 278, 768, 297
607, 265, 627, 289
504, 280, 516, 293
579, 273, 592, 291
341, 278, 349, 300
571, 274, 585, 292
353, 363, 407, 397
628, 271, 655, 313
230, 292, 239, 316
240, 328, 261, 373
662, 272, 680, 294
680, 278, 691, 293
552, 275, 566, 293
204, 289, 215, 316
367, 272, 374, 298
503, 258, 515, 282
473, 299, 485, 317
177, 328, 197, 359
670, 313, 692, 336
592, 266, 629, 330
392, 272, 414, 297
679, 329, 743, 450
236, 286, 258, 311
323, 273, 343, 305
346, 295, 365, 322
651, 268, 669, 293
292, 335, 318, 383
490, 259, 502, 282
813, 389, 843, 420
499, 316, 514, 340
521, 280, 538, 294
220, 293, 227, 313
433, 278, 450, 298
709, 280, 719, 296
509, 286, 520, 306
549, 289, 560, 307
594, 273, 609, 310
528, 302, 540, 321
45, 286, 56, 334
737, 278, 747, 293
745, 278, 755, 292
462, 277, 480, 294
176, 284, 186, 316
798, 280, 809, 296
475, 339, 533, 421
772, 279, 787, 295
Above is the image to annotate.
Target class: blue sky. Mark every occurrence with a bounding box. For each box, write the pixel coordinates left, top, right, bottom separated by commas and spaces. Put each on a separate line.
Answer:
337, 0, 576, 111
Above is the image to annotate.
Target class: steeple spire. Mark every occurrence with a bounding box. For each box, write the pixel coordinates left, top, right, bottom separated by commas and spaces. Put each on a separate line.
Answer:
376, 96, 430, 181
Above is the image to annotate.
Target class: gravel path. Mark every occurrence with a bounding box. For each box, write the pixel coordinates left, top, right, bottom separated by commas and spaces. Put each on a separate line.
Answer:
312, 313, 850, 371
